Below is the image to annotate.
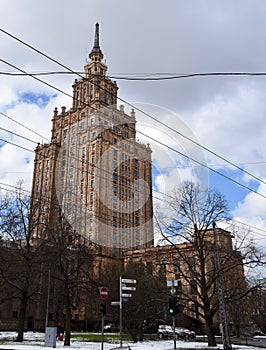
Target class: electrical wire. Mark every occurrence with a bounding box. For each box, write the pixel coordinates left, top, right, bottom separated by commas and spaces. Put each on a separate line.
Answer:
2, 70, 266, 80
1, 181, 266, 240
0, 138, 34, 153
1, 26, 265, 189
0, 111, 50, 141
1, 28, 266, 201
0, 126, 38, 144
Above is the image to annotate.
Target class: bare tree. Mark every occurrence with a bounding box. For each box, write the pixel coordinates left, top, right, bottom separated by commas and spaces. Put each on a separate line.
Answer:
248, 279, 266, 334
155, 181, 263, 346
0, 184, 44, 342
122, 259, 168, 342
44, 205, 97, 346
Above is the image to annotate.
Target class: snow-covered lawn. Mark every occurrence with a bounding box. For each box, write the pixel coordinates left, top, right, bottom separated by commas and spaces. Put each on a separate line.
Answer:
0, 331, 265, 350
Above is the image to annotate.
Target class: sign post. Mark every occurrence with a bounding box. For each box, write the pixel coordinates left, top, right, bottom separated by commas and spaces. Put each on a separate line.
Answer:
113, 277, 137, 348
99, 287, 108, 350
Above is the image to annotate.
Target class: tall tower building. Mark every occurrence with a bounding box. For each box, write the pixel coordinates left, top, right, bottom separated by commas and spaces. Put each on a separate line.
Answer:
31, 23, 154, 253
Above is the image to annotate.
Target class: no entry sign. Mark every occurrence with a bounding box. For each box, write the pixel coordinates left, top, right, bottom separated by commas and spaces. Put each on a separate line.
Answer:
100, 286, 108, 300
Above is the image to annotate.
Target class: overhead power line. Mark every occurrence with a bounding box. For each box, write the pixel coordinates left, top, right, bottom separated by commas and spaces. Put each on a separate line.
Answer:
0, 112, 49, 142
1, 181, 266, 240
1, 26, 265, 184
1, 27, 266, 200
2, 70, 266, 80
0, 138, 34, 153
0, 126, 38, 144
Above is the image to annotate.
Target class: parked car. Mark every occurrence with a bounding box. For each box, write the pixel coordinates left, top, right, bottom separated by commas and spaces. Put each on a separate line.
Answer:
158, 325, 174, 339
175, 327, 196, 339
157, 325, 196, 340
103, 324, 119, 332
254, 330, 265, 337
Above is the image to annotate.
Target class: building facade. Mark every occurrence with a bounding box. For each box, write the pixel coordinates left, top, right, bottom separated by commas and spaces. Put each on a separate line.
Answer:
31, 23, 154, 253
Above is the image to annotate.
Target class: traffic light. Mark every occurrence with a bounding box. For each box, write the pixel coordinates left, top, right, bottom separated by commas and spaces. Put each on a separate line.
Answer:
168, 296, 179, 316
100, 301, 106, 316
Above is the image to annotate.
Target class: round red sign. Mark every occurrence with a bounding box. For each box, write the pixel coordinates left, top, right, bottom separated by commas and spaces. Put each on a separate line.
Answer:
100, 286, 108, 300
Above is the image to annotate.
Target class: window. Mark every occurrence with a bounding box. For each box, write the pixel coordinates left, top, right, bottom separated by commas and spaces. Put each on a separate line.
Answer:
159, 261, 166, 274
113, 184, 117, 195
190, 280, 197, 295
188, 257, 196, 271
146, 261, 152, 274
72, 135, 77, 144
174, 259, 180, 274
12, 311, 18, 319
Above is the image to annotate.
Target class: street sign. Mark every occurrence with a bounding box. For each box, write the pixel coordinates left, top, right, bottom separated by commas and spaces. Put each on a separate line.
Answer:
100, 286, 108, 300
121, 293, 132, 298
111, 301, 120, 306
121, 278, 136, 284
171, 287, 176, 295
167, 280, 178, 287
121, 286, 136, 291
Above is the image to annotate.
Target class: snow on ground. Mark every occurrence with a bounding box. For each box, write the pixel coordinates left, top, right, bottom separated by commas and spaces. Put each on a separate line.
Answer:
0, 332, 265, 350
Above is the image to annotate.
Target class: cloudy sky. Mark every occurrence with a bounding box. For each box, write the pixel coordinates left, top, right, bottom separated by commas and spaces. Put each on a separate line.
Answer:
0, 0, 266, 261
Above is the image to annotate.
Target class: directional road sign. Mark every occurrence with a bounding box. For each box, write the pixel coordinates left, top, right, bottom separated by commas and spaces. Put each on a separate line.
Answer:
121, 278, 136, 284
111, 301, 121, 306
121, 293, 132, 298
121, 286, 136, 291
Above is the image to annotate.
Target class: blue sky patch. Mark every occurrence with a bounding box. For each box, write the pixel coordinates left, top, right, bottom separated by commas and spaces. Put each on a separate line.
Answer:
18, 92, 58, 108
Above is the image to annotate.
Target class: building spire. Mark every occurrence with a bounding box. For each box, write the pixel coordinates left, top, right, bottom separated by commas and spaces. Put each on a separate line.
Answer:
89, 22, 103, 59
93, 22, 100, 51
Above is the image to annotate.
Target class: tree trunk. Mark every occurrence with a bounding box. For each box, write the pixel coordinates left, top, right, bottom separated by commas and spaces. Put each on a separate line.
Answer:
234, 322, 241, 338
16, 293, 27, 342
205, 316, 217, 347
64, 291, 71, 346
138, 326, 144, 342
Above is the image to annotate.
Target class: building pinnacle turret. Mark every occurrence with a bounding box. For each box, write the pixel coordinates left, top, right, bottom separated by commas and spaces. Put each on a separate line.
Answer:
89, 22, 103, 60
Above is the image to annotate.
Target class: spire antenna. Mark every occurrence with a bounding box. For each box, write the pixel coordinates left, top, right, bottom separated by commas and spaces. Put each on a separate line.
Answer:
89, 22, 103, 60
93, 22, 100, 50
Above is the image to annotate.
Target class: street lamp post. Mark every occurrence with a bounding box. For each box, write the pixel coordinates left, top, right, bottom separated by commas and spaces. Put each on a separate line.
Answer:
213, 220, 232, 350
